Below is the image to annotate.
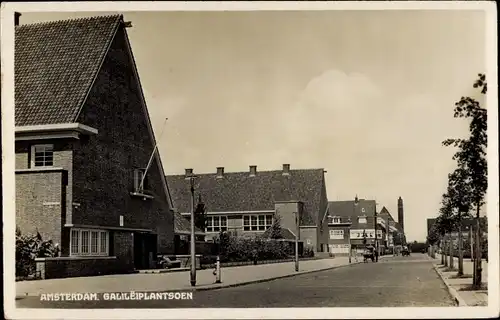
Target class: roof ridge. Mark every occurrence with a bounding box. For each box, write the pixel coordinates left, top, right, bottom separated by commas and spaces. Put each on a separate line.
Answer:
166, 168, 325, 176
71, 15, 123, 122
16, 14, 123, 29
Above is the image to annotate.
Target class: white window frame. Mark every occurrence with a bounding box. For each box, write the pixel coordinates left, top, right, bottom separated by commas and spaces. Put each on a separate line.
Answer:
30, 144, 54, 168
358, 216, 367, 224
70, 228, 109, 256
206, 216, 228, 233
330, 216, 342, 224
329, 229, 344, 239
243, 214, 273, 231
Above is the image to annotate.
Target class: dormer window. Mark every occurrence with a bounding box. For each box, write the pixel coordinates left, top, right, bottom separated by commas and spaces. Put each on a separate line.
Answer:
330, 216, 342, 224
31, 144, 54, 168
358, 216, 367, 224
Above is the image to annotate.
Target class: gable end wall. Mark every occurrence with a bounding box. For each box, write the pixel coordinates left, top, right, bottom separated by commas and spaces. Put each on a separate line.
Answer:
72, 26, 174, 254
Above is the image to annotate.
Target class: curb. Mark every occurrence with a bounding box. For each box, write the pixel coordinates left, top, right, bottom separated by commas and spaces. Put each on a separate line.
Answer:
190, 261, 362, 292
15, 261, 361, 299
433, 264, 468, 307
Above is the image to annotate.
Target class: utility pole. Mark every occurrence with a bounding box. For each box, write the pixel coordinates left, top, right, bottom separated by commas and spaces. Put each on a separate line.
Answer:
189, 176, 197, 286
295, 211, 299, 272
374, 210, 379, 262
347, 218, 352, 263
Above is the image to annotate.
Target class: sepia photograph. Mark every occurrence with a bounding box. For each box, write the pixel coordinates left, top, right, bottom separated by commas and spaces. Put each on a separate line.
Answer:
1, 1, 498, 319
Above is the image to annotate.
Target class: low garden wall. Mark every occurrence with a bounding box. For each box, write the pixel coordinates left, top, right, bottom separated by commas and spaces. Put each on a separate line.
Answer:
201, 256, 321, 269
35, 256, 134, 280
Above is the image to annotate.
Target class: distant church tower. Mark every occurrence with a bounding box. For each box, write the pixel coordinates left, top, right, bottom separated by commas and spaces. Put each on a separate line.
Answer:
398, 196, 404, 232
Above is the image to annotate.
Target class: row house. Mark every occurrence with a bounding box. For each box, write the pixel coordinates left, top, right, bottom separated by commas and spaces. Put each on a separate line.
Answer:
326, 197, 405, 255
166, 164, 330, 253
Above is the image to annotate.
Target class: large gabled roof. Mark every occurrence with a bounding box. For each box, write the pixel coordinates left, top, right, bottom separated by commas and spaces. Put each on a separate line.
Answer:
15, 14, 123, 126
166, 167, 326, 226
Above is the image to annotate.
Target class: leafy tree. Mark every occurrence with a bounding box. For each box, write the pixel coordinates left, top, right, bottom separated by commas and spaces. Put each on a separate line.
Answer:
269, 214, 284, 240
442, 74, 487, 286
446, 167, 473, 275
438, 192, 456, 268
193, 193, 207, 231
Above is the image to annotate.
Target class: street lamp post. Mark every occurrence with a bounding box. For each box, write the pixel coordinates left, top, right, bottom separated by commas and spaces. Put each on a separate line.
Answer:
347, 218, 352, 263
189, 176, 197, 286
295, 211, 299, 272
374, 211, 379, 262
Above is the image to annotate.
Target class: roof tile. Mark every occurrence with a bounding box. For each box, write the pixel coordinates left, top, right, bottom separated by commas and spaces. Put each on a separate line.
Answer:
166, 168, 325, 226
15, 15, 122, 126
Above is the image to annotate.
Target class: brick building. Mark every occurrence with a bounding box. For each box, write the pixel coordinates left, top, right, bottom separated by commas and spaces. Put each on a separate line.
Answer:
166, 164, 330, 253
14, 14, 196, 278
327, 197, 398, 255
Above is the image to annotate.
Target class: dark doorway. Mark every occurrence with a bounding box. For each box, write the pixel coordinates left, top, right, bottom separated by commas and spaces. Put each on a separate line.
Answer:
133, 233, 157, 270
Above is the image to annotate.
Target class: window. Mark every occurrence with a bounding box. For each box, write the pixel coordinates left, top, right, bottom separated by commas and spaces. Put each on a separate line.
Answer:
358, 216, 367, 224
31, 144, 54, 167
91, 231, 99, 254
243, 214, 273, 231
330, 216, 342, 224
134, 168, 149, 193
70, 228, 109, 256
329, 229, 344, 239
361, 208, 366, 213
206, 216, 227, 232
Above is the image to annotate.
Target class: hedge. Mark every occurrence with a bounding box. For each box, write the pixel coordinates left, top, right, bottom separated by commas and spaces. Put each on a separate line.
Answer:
206, 232, 314, 264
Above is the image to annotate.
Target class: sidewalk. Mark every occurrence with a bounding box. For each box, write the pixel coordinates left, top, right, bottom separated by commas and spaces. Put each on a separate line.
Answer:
17, 257, 358, 297
432, 254, 488, 307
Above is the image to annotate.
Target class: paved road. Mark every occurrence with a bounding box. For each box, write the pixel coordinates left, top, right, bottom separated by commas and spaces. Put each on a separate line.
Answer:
16, 254, 455, 308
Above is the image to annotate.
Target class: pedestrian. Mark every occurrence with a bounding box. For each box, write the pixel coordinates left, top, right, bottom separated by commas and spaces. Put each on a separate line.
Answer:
252, 248, 258, 265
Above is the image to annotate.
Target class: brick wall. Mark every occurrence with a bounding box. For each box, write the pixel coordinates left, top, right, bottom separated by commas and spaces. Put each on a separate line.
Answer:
299, 227, 318, 251
15, 140, 74, 229
317, 178, 329, 251
275, 202, 300, 234
72, 25, 174, 254
113, 231, 134, 269
15, 169, 67, 245
35, 256, 132, 279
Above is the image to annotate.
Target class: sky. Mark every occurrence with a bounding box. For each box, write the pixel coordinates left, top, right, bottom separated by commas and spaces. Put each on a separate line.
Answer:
19, 9, 487, 242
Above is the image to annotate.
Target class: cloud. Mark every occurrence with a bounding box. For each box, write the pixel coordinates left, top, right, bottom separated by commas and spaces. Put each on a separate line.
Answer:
296, 69, 383, 112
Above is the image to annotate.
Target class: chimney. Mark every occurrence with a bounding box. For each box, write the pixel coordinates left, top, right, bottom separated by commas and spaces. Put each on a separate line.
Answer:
249, 165, 257, 177
216, 167, 224, 178
184, 168, 193, 179
15, 12, 21, 26
282, 164, 290, 175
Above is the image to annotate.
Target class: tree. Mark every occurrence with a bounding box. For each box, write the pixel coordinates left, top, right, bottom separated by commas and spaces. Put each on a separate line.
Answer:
438, 192, 456, 268
446, 167, 473, 276
443, 74, 487, 287
193, 193, 207, 231
269, 214, 284, 240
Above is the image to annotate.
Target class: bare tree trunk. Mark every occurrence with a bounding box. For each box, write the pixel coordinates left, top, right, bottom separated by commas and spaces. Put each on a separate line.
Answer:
449, 233, 454, 269
458, 219, 464, 276
441, 238, 445, 265
470, 226, 474, 262
474, 203, 482, 287
443, 235, 450, 267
